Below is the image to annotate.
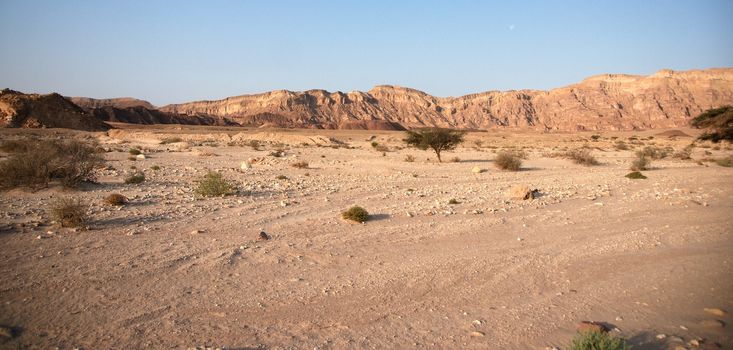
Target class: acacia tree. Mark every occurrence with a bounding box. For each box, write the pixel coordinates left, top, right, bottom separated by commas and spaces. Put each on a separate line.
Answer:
404, 128, 465, 162
691, 106, 733, 142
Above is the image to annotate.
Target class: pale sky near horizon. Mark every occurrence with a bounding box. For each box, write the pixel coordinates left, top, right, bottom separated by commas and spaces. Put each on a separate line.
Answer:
1, 0, 732, 106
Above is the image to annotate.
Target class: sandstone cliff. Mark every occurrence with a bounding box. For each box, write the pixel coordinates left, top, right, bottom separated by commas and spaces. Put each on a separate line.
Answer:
89, 106, 238, 126
160, 68, 733, 131
0, 89, 110, 131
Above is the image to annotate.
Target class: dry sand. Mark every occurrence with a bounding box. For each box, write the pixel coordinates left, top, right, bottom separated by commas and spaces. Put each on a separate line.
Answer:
0, 127, 731, 349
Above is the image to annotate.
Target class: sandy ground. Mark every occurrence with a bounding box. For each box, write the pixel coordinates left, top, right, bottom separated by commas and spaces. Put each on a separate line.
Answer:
1, 127, 732, 349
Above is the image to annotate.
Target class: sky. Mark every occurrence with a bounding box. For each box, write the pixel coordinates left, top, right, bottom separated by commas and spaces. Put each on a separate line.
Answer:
1, 0, 732, 106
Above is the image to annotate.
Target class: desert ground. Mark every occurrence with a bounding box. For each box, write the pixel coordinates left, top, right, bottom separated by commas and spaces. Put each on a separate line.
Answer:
1, 125, 731, 349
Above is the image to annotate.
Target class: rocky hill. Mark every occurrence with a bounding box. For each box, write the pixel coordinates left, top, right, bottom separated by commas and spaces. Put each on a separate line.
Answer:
89, 105, 238, 126
69, 97, 156, 110
160, 68, 733, 131
0, 89, 110, 131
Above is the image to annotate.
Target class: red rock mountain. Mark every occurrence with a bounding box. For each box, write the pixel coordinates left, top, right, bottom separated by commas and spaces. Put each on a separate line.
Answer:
0, 89, 110, 131
160, 68, 733, 131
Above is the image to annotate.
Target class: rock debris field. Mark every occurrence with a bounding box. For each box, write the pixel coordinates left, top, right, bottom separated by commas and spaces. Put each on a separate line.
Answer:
0, 126, 731, 349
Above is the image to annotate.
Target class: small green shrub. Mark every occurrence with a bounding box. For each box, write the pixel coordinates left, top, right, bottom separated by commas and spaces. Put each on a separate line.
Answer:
195, 171, 236, 197
494, 151, 522, 171
371, 141, 379, 148
51, 197, 89, 228
625, 171, 647, 179
566, 149, 599, 166
342, 206, 369, 223
124, 172, 145, 184
448, 198, 460, 205
567, 331, 630, 350
630, 154, 650, 171
128, 148, 141, 155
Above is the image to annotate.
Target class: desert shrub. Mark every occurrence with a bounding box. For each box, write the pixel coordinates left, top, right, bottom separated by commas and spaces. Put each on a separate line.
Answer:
244, 139, 261, 150
590, 134, 601, 141
53, 140, 105, 187
566, 149, 599, 166
150, 165, 161, 171
494, 151, 522, 171
448, 198, 460, 204
614, 141, 629, 151
449, 157, 461, 163
672, 145, 693, 160
691, 106, 733, 142
404, 128, 465, 162
160, 137, 182, 144
404, 154, 415, 162
625, 171, 647, 179
128, 148, 141, 155
567, 331, 630, 350
636, 146, 668, 159
195, 171, 236, 197
342, 206, 369, 223
371, 141, 379, 148
630, 155, 650, 171
291, 161, 309, 169
715, 157, 733, 167
0, 139, 103, 190
124, 172, 145, 184
276, 175, 288, 180
51, 197, 89, 228
374, 144, 389, 152
104, 193, 128, 206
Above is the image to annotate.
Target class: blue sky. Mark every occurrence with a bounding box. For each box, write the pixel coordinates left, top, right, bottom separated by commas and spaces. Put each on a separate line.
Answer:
1, 0, 731, 106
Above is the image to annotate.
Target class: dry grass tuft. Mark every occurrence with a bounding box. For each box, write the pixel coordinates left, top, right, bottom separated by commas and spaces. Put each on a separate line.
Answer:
342, 206, 369, 223
51, 197, 89, 228
494, 151, 522, 171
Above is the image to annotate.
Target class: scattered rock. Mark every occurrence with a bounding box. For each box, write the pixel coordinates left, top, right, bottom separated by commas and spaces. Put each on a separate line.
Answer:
576, 321, 608, 333
507, 185, 539, 200
240, 161, 252, 170
259, 231, 271, 240
656, 334, 667, 340
471, 166, 485, 174
136, 154, 146, 160
704, 308, 727, 317
469, 331, 485, 337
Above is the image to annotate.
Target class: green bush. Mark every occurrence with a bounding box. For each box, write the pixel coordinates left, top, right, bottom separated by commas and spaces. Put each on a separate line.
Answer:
195, 171, 236, 197
567, 331, 630, 350
124, 172, 145, 184
404, 128, 465, 162
625, 171, 647, 179
51, 197, 89, 228
494, 151, 522, 171
342, 206, 369, 223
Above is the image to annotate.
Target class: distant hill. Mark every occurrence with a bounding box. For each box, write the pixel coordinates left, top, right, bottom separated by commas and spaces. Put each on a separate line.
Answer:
160, 68, 733, 131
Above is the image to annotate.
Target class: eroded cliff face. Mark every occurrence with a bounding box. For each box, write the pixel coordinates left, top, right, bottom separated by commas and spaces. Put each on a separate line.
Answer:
160, 68, 733, 131
69, 97, 156, 110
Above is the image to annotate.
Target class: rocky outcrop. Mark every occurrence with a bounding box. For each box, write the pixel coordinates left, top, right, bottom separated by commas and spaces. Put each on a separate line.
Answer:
160, 68, 733, 131
0, 89, 110, 131
69, 97, 155, 110
89, 106, 238, 126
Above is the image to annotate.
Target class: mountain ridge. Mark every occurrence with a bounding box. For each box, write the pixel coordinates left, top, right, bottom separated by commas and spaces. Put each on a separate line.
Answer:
158, 68, 733, 131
